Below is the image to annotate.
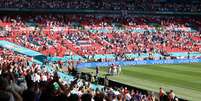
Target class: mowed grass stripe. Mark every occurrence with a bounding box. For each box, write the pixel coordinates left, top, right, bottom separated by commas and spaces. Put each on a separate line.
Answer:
110, 75, 201, 101
161, 64, 201, 73
166, 63, 201, 67
179, 63, 201, 68
154, 65, 201, 74
128, 64, 201, 82
122, 68, 201, 91
125, 64, 201, 73
125, 67, 201, 84
141, 65, 201, 78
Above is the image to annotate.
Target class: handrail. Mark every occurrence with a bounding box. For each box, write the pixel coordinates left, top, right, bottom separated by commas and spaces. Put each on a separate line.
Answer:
0, 8, 200, 16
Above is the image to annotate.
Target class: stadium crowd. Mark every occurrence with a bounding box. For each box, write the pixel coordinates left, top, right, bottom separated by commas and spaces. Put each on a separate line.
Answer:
0, 15, 200, 60
0, 48, 183, 101
0, 1, 199, 101
0, 0, 200, 12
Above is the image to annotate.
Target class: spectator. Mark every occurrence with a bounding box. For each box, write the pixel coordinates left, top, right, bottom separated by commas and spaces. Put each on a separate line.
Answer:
159, 87, 166, 101
168, 90, 176, 101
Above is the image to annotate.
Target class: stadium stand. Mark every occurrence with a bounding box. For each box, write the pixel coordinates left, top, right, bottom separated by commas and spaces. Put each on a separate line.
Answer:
0, 0, 200, 12
0, 0, 200, 101
0, 15, 200, 60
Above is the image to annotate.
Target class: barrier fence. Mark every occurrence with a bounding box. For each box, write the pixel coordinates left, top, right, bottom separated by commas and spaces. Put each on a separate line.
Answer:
77, 58, 201, 68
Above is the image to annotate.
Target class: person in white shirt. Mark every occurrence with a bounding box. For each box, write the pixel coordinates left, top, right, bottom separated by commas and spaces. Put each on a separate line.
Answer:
168, 90, 175, 101
117, 65, 121, 76
41, 74, 47, 82
32, 73, 40, 83
125, 92, 131, 101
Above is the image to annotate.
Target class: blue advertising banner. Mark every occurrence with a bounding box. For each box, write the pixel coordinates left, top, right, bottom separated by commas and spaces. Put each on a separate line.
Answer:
77, 59, 201, 68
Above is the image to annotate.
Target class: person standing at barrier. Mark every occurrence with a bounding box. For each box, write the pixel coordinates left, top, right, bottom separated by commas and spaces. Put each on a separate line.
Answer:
117, 64, 121, 76
104, 75, 109, 86
96, 66, 99, 77
159, 87, 166, 101
168, 90, 175, 101
108, 65, 112, 75
112, 64, 117, 76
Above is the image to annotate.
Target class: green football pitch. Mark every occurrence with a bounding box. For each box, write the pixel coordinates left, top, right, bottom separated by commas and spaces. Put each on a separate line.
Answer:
79, 63, 201, 101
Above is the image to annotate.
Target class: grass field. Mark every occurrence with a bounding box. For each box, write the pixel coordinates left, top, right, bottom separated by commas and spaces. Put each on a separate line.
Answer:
79, 63, 201, 101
